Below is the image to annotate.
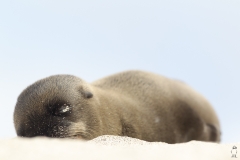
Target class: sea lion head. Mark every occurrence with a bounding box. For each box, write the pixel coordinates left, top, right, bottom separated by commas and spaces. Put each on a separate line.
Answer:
14, 75, 100, 140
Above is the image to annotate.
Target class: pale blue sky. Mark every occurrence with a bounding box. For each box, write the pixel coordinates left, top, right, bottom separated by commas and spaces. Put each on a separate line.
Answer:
0, 0, 239, 143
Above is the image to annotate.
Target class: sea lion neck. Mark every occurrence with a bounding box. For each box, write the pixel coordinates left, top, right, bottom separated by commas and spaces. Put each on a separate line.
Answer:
91, 86, 141, 138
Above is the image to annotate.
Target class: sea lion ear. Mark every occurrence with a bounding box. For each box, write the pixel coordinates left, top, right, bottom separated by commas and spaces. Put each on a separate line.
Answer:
78, 86, 93, 99
83, 91, 93, 99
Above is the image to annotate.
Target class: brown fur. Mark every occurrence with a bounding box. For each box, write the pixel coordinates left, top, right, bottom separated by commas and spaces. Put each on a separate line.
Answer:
14, 70, 221, 143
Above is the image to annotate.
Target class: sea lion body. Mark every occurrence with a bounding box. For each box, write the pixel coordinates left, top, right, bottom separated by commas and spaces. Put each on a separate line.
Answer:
14, 70, 221, 143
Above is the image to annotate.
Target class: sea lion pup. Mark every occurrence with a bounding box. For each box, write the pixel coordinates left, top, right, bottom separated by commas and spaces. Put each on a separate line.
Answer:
14, 70, 221, 143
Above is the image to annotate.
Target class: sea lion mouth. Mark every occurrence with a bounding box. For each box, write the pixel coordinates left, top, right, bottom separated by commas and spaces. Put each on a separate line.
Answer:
66, 134, 84, 140
66, 121, 92, 140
